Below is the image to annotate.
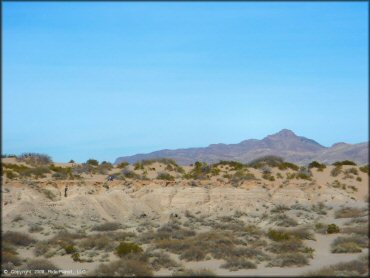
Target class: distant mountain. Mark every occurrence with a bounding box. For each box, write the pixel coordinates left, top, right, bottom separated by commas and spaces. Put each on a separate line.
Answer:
115, 129, 368, 165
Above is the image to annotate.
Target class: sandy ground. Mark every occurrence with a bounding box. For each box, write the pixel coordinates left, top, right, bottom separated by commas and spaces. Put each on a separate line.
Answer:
2, 159, 369, 276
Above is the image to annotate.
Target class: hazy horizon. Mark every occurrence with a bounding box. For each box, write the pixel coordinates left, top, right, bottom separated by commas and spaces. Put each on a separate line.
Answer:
3, 2, 368, 163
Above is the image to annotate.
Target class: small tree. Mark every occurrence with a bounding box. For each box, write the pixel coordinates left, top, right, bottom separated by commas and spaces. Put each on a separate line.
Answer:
86, 159, 99, 166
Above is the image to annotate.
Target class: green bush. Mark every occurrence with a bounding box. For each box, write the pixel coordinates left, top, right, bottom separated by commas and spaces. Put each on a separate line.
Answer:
86, 159, 99, 166
335, 207, 367, 218
116, 242, 143, 257
359, 165, 368, 174
308, 161, 326, 171
333, 160, 357, 166
267, 229, 291, 241
214, 160, 245, 170
267, 253, 309, 267
278, 162, 299, 171
17, 153, 52, 165
71, 253, 81, 262
221, 257, 257, 271
157, 172, 175, 181
117, 162, 129, 168
3, 231, 36, 246
63, 245, 77, 254
92, 222, 122, 232
327, 224, 340, 234
331, 166, 342, 177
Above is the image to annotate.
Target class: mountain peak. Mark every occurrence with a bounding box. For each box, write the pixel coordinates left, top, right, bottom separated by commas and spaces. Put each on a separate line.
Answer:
266, 129, 297, 139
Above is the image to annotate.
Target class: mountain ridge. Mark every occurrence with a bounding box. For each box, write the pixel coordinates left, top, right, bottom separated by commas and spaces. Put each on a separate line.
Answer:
115, 129, 368, 165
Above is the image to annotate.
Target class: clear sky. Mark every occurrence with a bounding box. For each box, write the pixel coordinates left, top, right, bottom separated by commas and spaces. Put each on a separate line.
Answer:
3, 2, 368, 163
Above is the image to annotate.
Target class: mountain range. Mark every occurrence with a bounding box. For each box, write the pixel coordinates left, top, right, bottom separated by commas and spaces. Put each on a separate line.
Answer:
115, 129, 368, 165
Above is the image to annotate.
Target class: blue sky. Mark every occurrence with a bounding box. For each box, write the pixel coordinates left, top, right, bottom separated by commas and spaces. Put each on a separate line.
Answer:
3, 2, 368, 163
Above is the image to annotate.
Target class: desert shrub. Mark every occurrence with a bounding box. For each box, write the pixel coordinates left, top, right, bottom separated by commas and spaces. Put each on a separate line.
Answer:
42, 189, 57, 201
156, 230, 240, 261
278, 162, 299, 171
179, 246, 206, 261
116, 242, 143, 257
248, 155, 284, 168
267, 253, 309, 267
342, 225, 368, 236
333, 160, 357, 166
95, 255, 153, 276
314, 222, 327, 234
296, 167, 312, 180
221, 257, 257, 271
92, 222, 122, 232
17, 153, 52, 165
327, 224, 340, 234
79, 234, 115, 251
117, 161, 129, 168
266, 238, 305, 254
262, 173, 275, 181
271, 204, 290, 213
133, 162, 144, 170
33, 241, 50, 257
52, 172, 68, 180
270, 213, 298, 227
48, 231, 85, 247
359, 165, 368, 174
157, 172, 175, 181
5, 171, 17, 179
305, 255, 368, 276
267, 229, 291, 241
25, 259, 59, 272
214, 160, 245, 170
155, 222, 195, 240
173, 268, 215, 276
331, 235, 368, 253
356, 176, 362, 182
63, 244, 77, 254
345, 167, 358, 175
147, 250, 179, 271
2, 244, 22, 266
308, 161, 326, 171
184, 161, 212, 180
12, 215, 23, 222
86, 159, 99, 166
331, 165, 342, 177
311, 202, 329, 215
121, 169, 140, 179
290, 227, 315, 240
230, 170, 256, 186
97, 161, 113, 174
335, 207, 367, 218
29, 224, 44, 233
3, 231, 36, 246
2, 154, 17, 158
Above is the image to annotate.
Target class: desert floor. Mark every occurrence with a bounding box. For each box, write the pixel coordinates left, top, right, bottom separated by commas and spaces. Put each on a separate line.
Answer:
2, 157, 369, 276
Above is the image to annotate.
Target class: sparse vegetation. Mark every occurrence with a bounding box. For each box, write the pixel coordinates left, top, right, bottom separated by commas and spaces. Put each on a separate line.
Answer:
267, 253, 309, 267
17, 153, 52, 165
157, 172, 175, 181
86, 159, 99, 166
92, 222, 122, 232
116, 242, 143, 257
327, 224, 340, 234
305, 255, 368, 276
331, 236, 367, 253
308, 161, 326, 171
117, 161, 129, 168
333, 160, 357, 166
331, 165, 342, 177
335, 207, 367, 218
3, 231, 36, 246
